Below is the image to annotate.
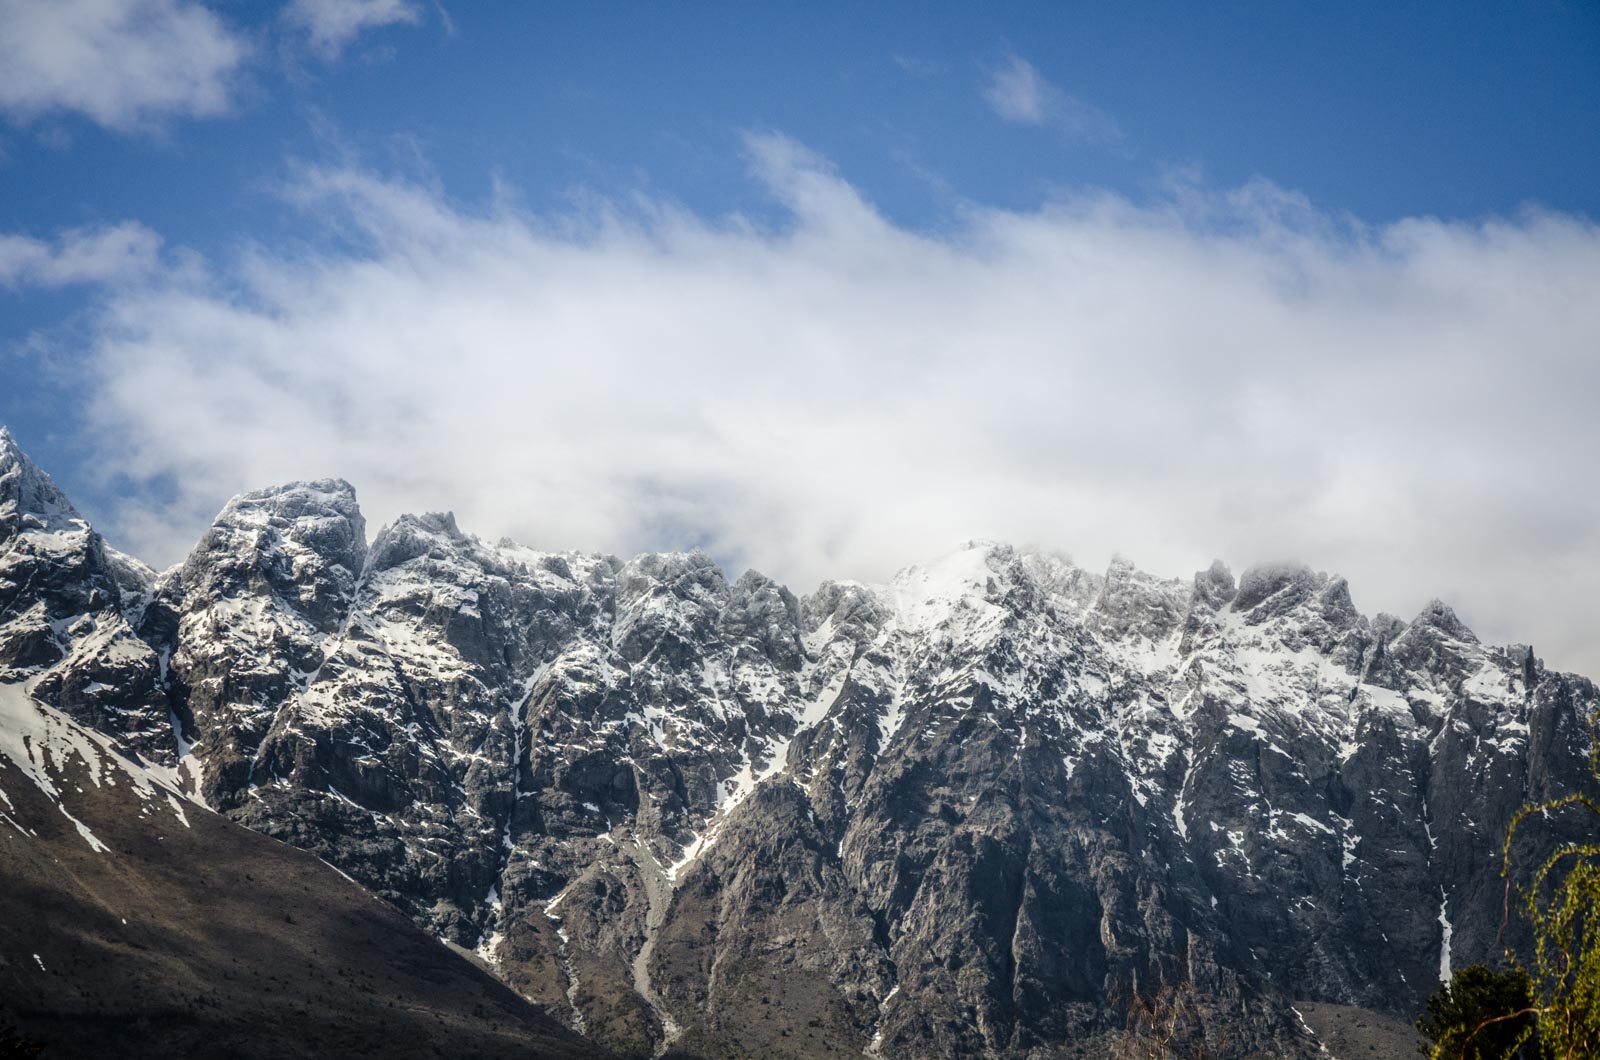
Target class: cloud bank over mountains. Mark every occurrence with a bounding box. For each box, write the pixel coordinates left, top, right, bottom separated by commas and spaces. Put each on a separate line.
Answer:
21, 132, 1600, 674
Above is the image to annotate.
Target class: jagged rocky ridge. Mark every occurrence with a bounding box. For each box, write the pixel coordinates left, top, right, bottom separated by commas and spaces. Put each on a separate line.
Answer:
2, 425, 1596, 1059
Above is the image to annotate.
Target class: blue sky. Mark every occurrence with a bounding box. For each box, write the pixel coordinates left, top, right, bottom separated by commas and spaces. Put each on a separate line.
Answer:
3, 1, 1600, 670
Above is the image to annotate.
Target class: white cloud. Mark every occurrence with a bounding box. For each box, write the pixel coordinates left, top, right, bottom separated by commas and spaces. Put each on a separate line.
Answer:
65, 135, 1600, 676
983, 54, 1122, 143
283, 0, 422, 58
0, 222, 161, 287
985, 55, 1050, 124
0, 0, 246, 131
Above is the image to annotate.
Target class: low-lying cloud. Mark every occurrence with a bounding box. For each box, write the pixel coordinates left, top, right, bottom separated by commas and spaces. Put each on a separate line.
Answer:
69, 134, 1600, 674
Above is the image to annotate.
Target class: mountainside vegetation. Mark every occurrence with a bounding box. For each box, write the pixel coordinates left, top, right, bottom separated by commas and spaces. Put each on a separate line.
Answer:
1419, 733, 1600, 1059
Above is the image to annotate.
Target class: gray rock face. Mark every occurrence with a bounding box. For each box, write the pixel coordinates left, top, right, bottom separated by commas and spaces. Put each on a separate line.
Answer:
3, 435, 1597, 1060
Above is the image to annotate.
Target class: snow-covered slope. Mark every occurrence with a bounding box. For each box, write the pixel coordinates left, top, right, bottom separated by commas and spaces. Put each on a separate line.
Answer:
0, 680, 191, 852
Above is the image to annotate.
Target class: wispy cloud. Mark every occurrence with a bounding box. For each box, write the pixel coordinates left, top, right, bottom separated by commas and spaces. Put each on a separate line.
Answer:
0, 222, 161, 288
283, 0, 422, 59
983, 54, 1122, 144
0, 0, 247, 131
53, 135, 1600, 676
891, 53, 943, 78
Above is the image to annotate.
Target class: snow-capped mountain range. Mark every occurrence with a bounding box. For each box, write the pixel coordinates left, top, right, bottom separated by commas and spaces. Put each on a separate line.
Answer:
2, 425, 1594, 1059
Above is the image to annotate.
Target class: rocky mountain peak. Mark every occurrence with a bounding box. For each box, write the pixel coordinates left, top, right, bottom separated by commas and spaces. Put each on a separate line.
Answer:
217, 476, 361, 518
1092, 554, 1188, 641
1414, 597, 1477, 642
1194, 557, 1237, 603
1318, 573, 1359, 619
801, 579, 889, 645
400, 509, 464, 538
883, 540, 1018, 637
618, 548, 726, 594
1233, 558, 1321, 611
613, 549, 729, 665
1370, 611, 1406, 643
0, 431, 175, 766
0, 429, 86, 540
205, 476, 364, 563
181, 478, 365, 609
724, 569, 804, 671
367, 510, 478, 572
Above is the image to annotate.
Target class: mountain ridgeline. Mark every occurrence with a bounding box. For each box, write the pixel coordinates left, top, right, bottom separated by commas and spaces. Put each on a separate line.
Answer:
1, 427, 1595, 1059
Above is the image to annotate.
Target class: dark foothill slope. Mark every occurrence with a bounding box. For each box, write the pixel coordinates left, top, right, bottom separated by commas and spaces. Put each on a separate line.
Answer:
0, 685, 610, 1060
